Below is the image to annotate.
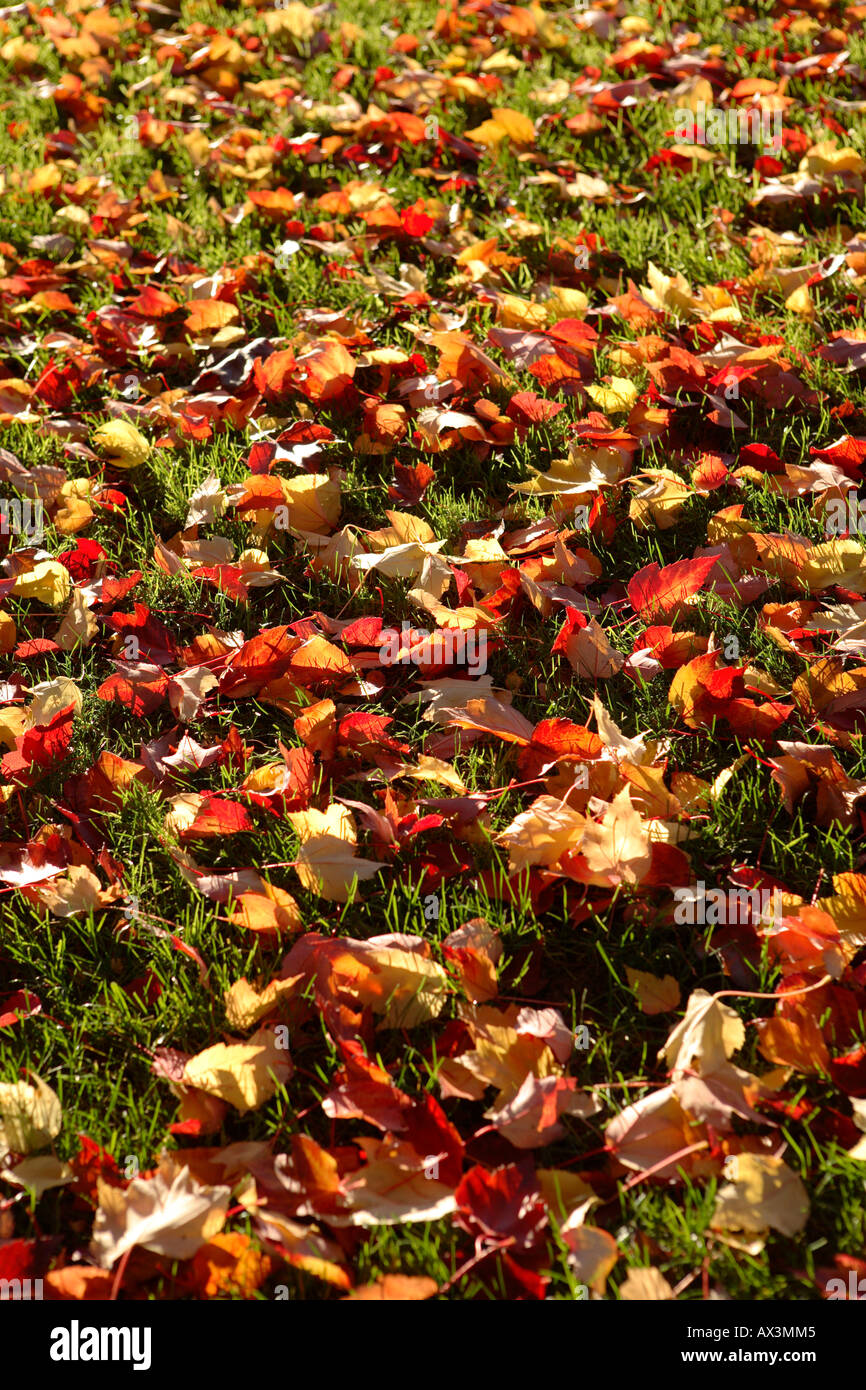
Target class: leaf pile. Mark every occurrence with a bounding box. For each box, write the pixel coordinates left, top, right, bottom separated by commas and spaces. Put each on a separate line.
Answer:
1, 0, 866, 1300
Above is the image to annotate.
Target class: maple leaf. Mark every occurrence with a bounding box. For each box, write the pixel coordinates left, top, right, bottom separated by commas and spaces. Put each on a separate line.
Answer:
466, 107, 535, 148
606, 1084, 707, 1179
12, 561, 71, 608
92, 419, 150, 469
90, 1159, 231, 1267
165, 793, 254, 841
295, 339, 355, 402
0, 1072, 61, 1161
497, 795, 585, 872
55, 589, 97, 651
627, 554, 719, 622
184, 472, 228, 528
182, 1028, 292, 1114
486, 1073, 598, 1149
96, 661, 169, 717
227, 883, 302, 936
26, 864, 122, 918
553, 611, 625, 679
288, 803, 384, 901
281, 473, 342, 535
343, 1275, 438, 1301
224, 974, 303, 1030
580, 787, 652, 885
626, 968, 681, 1015
336, 1138, 457, 1227
662, 989, 767, 1127
710, 1154, 809, 1240
289, 932, 450, 1029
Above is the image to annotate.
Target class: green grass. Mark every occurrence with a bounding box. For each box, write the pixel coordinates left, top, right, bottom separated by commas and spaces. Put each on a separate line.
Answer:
1, 0, 866, 1301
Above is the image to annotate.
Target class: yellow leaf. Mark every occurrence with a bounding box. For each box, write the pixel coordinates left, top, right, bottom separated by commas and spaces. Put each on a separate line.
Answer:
662, 989, 744, 1073
626, 968, 682, 1015
288, 803, 384, 902
0, 1155, 73, 1197
629, 471, 691, 531
784, 284, 814, 319
641, 262, 699, 317
28, 676, 82, 725
620, 763, 679, 818
560, 617, 625, 679
30, 865, 122, 919
695, 283, 742, 323
227, 882, 302, 935
490, 108, 536, 144
514, 441, 631, 496
401, 755, 468, 794
56, 589, 97, 651
581, 787, 652, 885
0, 705, 27, 748
53, 487, 94, 534
262, 2, 320, 40
497, 795, 585, 872
669, 143, 720, 163
281, 473, 341, 536
545, 286, 589, 321
800, 141, 865, 176
93, 419, 151, 469
585, 378, 638, 414
793, 657, 866, 714
496, 294, 549, 330
90, 1159, 230, 1266
354, 940, 449, 1028
819, 873, 866, 948
367, 510, 437, 549
0, 1072, 61, 1159
800, 538, 866, 593
466, 106, 535, 147
710, 1154, 809, 1237
13, 560, 71, 608
224, 974, 303, 1030
183, 1028, 292, 1114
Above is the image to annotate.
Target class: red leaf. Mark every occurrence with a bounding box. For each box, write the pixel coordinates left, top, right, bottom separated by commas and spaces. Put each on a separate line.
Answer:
127, 285, 180, 318
15, 638, 60, 660
627, 554, 719, 621
0, 989, 41, 1027
454, 1162, 547, 1250
96, 665, 169, 717
57, 538, 108, 583
20, 704, 76, 769
180, 796, 255, 841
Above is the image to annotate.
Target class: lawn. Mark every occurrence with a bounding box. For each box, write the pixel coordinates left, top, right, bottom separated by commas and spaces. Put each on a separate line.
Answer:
0, 0, 866, 1302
